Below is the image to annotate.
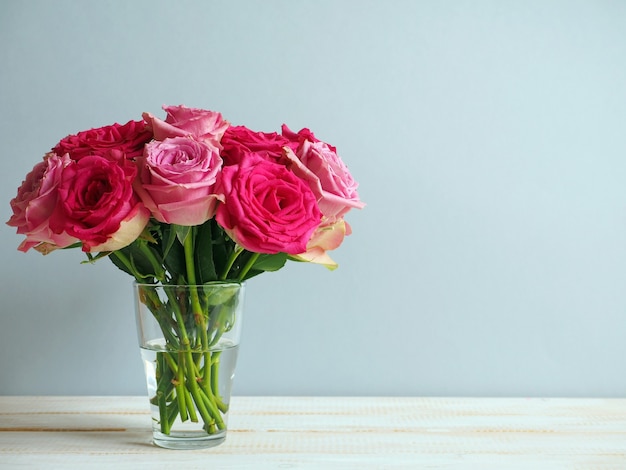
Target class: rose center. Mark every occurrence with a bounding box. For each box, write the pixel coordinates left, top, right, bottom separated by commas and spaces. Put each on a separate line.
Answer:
84, 179, 111, 207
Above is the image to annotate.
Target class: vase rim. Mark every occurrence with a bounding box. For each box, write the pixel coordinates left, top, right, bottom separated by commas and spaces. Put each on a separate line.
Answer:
134, 281, 244, 288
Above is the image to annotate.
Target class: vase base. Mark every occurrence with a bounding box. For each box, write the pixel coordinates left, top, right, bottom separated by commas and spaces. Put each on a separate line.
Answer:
152, 430, 226, 450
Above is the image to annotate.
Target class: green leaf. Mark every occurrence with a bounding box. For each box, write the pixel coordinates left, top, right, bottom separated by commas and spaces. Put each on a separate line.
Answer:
61, 242, 83, 250
138, 226, 158, 244
238, 269, 264, 281
155, 224, 191, 283
160, 224, 179, 261
137, 240, 166, 282
163, 237, 186, 283
174, 225, 192, 246
109, 251, 136, 278
128, 243, 158, 279
211, 219, 233, 277
195, 220, 217, 283
201, 283, 240, 306
108, 248, 155, 282
252, 253, 288, 272
235, 252, 289, 281
81, 251, 112, 264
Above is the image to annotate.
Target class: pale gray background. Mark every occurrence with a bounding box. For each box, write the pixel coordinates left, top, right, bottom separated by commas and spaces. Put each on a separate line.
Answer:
1, 0, 625, 397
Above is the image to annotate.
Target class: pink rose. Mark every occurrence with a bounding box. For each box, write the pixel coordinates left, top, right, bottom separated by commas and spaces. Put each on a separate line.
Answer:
215, 154, 322, 255
292, 219, 350, 269
221, 125, 291, 165
53, 120, 152, 161
284, 139, 364, 220
281, 124, 320, 146
48, 155, 150, 252
6, 153, 78, 252
142, 105, 229, 147
135, 137, 223, 226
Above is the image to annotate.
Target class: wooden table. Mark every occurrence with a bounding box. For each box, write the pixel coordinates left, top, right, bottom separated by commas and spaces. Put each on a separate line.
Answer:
1, 396, 625, 469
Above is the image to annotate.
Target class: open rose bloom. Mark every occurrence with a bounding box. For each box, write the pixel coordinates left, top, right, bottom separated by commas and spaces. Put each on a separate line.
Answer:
7, 105, 363, 271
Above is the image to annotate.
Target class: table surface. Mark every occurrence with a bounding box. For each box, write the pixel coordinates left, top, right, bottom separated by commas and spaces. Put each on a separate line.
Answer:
1, 396, 626, 469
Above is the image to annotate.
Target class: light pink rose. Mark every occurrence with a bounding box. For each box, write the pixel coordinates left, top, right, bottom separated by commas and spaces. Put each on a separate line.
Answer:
142, 105, 229, 147
284, 140, 364, 220
215, 154, 322, 255
135, 137, 223, 226
53, 120, 152, 161
48, 155, 150, 252
7, 153, 78, 252
291, 219, 350, 269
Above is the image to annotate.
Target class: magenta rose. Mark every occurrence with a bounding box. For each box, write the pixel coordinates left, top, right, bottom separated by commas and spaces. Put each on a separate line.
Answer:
53, 120, 152, 161
135, 137, 223, 226
142, 105, 229, 147
48, 155, 150, 252
281, 124, 320, 147
221, 125, 291, 165
284, 139, 364, 220
6, 153, 78, 252
215, 154, 322, 255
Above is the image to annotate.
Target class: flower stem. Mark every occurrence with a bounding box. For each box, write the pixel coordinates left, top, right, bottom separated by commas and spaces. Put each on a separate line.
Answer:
211, 351, 229, 413
180, 228, 226, 432
183, 350, 217, 426
183, 230, 209, 336
220, 246, 244, 280
138, 241, 166, 282
111, 251, 147, 283
175, 352, 189, 422
183, 228, 198, 286
237, 252, 260, 281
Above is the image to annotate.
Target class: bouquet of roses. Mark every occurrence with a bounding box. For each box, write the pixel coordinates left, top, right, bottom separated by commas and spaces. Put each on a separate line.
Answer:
7, 105, 363, 442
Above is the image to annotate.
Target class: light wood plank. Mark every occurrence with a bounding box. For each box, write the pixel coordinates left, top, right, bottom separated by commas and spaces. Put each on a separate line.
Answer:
1, 396, 625, 469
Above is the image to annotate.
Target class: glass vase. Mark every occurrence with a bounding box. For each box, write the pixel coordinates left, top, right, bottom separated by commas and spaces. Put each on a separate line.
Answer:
134, 282, 245, 450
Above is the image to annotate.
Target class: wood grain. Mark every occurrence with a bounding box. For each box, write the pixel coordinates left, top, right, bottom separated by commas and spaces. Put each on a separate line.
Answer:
1, 396, 625, 469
